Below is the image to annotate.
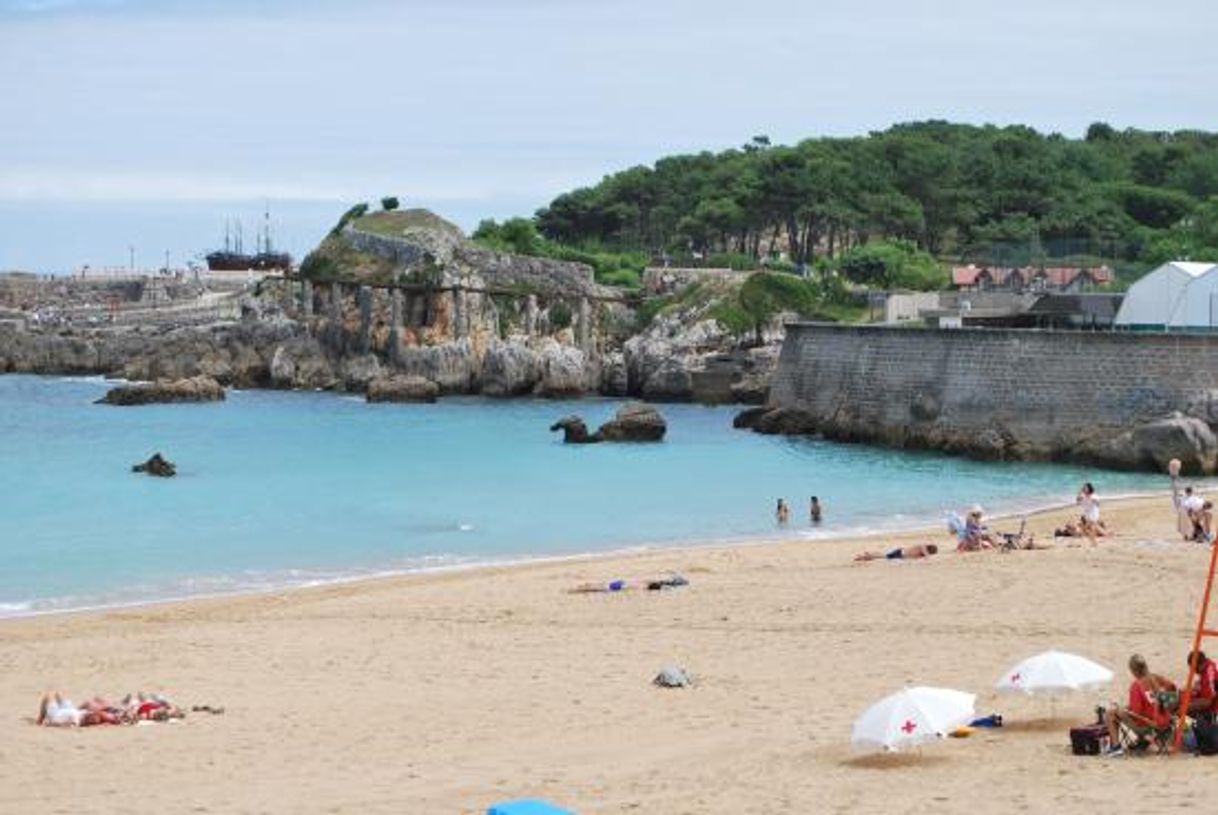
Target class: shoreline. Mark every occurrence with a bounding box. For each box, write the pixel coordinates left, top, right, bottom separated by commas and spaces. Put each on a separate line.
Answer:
3, 491, 1216, 814
0, 488, 1185, 624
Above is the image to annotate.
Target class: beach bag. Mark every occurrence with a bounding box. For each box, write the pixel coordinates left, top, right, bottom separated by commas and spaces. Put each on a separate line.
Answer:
1069, 724, 1107, 756
1194, 720, 1218, 756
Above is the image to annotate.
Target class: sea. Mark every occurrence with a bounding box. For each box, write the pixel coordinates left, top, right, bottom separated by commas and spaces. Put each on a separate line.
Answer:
0, 374, 1171, 618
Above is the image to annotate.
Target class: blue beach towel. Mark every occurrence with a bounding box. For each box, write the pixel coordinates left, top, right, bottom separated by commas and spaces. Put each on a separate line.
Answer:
487, 800, 575, 815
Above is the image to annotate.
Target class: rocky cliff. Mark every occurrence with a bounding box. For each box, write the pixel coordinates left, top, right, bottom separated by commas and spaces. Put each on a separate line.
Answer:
0, 210, 784, 402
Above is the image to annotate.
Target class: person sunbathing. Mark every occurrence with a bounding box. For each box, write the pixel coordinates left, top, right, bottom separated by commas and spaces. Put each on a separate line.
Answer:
1103, 654, 1177, 755
568, 575, 689, 593
36, 693, 123, 727
124, 692, 185, 721
854, 544, 938, 562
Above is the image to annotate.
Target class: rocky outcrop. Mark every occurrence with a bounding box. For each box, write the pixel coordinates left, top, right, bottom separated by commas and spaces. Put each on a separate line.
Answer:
480, 341, 541, 396
537, 340, 589, 397
595, 402, 667, 441
1078, 414, 1218, 475
132, 452, 176, 477
733, 406, 819, 435
365, 374, 439, 403
550, 415, 595, 444
98, 375, 225, 406
551, 402, 667, 444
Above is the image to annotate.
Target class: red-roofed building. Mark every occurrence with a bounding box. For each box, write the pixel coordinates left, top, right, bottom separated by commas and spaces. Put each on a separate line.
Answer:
951, 264, 1113, 293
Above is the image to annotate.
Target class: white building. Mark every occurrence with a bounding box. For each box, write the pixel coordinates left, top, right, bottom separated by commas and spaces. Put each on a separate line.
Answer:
1113, 261, 1218, 330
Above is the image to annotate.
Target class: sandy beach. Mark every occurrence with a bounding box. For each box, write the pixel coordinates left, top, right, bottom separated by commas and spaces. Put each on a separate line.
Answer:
5, 494, 1218, 813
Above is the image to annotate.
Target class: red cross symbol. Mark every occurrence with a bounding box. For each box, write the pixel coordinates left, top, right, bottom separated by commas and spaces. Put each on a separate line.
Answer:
901, 719, 917, 734
1011, 673, 1022, 683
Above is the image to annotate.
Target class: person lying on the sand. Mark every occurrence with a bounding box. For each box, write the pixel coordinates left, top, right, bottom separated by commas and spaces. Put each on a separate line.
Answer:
854, 544, 938, 562
37, 692, 124, 727
124, 691, 185, 721
568, 575, 689, 593
1054, 519, 1108, 539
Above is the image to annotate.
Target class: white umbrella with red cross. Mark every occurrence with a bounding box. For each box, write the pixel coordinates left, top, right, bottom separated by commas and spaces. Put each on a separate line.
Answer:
995, 650, 1113, 697
851, 686, 977, 752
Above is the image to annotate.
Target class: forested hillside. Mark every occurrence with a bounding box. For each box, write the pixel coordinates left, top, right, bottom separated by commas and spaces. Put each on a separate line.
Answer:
525, 122, 1218, 277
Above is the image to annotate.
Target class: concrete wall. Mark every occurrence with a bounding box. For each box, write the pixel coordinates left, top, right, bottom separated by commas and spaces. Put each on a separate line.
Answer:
769, 323, 1218, 457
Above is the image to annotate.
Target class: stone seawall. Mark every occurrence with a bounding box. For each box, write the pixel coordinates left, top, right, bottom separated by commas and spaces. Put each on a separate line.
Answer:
758, 323, 1218, 472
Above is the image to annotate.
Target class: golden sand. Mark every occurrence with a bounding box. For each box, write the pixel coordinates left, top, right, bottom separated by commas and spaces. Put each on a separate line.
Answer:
4, 494, 1218, 813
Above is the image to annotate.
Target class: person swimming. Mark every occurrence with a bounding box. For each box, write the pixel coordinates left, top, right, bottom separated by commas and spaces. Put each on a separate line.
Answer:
776, 499, 790, 524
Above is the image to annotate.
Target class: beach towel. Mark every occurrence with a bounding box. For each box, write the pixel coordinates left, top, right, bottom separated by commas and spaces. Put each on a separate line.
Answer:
487, 800, 575, 815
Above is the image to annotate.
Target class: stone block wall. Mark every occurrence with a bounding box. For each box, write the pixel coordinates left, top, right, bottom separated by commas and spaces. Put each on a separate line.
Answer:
769, 323, 1218, 457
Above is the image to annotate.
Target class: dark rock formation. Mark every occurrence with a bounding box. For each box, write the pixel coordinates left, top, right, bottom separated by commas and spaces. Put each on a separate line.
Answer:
552, 402, 668, 444
98, 375, 225, 406
1077, 413, 1218, 474
595, 401, 667, 442
132, 452, 176, 477
365, 374, 439, 403
733, 406, 819, 435
550, 415, 595, 444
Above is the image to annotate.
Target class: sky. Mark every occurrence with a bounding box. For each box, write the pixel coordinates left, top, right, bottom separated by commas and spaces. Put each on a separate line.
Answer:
1, 0, 1216, 273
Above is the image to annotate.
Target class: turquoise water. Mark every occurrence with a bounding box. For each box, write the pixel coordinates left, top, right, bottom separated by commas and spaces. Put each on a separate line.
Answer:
0, 374, 1168, 616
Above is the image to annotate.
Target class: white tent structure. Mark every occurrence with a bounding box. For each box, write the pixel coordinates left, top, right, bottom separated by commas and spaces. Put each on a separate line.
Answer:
1114, 261, 1218, 330
1169, 265, 1218, 329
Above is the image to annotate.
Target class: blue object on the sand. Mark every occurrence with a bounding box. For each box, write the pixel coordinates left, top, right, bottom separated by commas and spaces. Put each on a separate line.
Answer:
970, 714, 1003, 728
487, 800, 574, 815
608, 579, 626, 592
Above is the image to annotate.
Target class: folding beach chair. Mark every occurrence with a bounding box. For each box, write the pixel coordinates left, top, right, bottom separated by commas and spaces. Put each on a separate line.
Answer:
1116, 690, 1180, 755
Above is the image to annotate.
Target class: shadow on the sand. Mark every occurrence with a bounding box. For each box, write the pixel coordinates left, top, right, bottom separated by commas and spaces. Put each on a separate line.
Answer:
1000, 716, 1080, 733
841, 752, 953, 770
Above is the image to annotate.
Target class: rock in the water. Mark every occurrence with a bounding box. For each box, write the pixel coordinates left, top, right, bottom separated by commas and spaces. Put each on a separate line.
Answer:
595, 401, 667, 442
98, 375, 225, 406
734, 406, 818, 435
132, 452, 176, 477
550, 415, 595, 444
365, 375, 439, 403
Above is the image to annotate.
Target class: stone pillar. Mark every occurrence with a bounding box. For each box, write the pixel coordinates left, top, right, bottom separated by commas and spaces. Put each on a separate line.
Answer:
301, 280, 314, 318
389, 289, 403, 363
329, 282, 342, 321
453, 288, 467, 339
358, 286, 373, 354
525, 295, 538, 339
578, 297, 592, 354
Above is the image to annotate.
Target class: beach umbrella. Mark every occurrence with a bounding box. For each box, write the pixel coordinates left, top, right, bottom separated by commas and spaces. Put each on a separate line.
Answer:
851, 686, 977, 752
995, 650, 1113, 697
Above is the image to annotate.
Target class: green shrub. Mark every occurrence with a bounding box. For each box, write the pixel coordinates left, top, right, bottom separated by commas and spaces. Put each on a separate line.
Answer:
329, 203, 369, 237
299, 252, 338, 281
380, 196, 400, 211
836, 240, 947, 290
597, 268, 642, 289
548, 301, 573, 329
707, 252, 760, 271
